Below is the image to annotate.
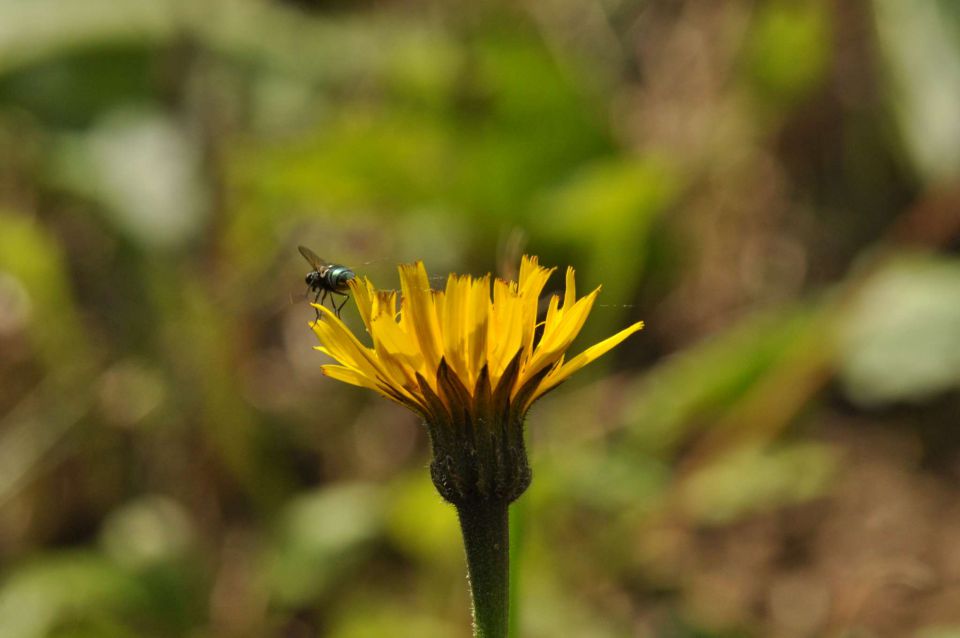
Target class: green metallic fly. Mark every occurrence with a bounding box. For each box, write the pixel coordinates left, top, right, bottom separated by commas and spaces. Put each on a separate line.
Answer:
299, 245, 356, 320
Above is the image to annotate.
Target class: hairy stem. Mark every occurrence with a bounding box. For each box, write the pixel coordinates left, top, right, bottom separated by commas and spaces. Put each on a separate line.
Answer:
456, 499, 510, 638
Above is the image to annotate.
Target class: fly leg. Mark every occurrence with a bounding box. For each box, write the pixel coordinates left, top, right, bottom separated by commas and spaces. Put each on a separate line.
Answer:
332, 292, 350, 318
312, 289, 327, 322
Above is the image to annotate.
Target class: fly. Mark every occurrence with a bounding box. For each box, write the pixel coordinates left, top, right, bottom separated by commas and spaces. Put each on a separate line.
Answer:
298, 245, 355, 320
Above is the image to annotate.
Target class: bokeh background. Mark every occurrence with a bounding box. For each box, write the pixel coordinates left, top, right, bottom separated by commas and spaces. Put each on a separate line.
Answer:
1, 0, 959, 636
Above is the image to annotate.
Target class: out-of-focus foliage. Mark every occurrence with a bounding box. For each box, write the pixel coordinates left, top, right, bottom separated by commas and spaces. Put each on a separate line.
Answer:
876, 0, 960, 182
1, 0, 959, 636
839, 254, 960, 405
743, 0, 831, 109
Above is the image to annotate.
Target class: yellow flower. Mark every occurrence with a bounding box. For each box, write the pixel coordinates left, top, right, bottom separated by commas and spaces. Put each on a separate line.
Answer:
313, 256, 642, 413
310, 255, 643, 503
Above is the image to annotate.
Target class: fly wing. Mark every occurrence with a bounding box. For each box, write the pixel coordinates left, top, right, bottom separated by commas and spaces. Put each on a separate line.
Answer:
298, 245, 326, 269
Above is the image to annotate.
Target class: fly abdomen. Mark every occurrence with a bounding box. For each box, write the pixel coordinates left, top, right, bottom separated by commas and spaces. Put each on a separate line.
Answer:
325, 266, 355, 293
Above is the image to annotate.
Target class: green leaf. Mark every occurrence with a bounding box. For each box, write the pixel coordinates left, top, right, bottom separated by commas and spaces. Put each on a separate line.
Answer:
265, 483, 385, 606
839, 253, 960, 405
621, 305, 817, 454
679, 442, 837, 524
0, 553, 152, 638
743, 0, 832, 110
876, 0, 960, 182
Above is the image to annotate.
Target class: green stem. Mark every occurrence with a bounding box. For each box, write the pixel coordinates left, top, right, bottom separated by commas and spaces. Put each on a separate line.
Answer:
508, 495, 526, 638
456, 499, 510, 638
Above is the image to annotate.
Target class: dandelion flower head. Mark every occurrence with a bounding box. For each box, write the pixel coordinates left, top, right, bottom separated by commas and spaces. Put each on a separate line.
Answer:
311, 255, 643, 423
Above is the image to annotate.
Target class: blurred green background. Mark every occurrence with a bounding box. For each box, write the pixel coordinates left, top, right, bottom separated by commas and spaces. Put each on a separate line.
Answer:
1, 0, 959, 636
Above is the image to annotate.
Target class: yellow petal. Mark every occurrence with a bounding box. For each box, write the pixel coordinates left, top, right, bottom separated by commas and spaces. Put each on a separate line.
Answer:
563, 266, 576, 310
487, 278, 524, 384
517, 258, 555, 357
311, 304, 388, 388
518, 255, 539, 288
519, 286, 600, 388
529, 320, 645, 407
441, 274, 471, 385
348, 277, 376, 333
539, 286, 599, 351
398, 262, 443, 372
322, 364, 384, 394
543, 294, 560, 333
313, 345, 333, 357
371, 313, 429, 393
374, 290, 398, 321
464, 275, 490, 386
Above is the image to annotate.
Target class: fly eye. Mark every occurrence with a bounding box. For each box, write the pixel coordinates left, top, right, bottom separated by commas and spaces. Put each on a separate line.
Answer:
305, 274, 313, 285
